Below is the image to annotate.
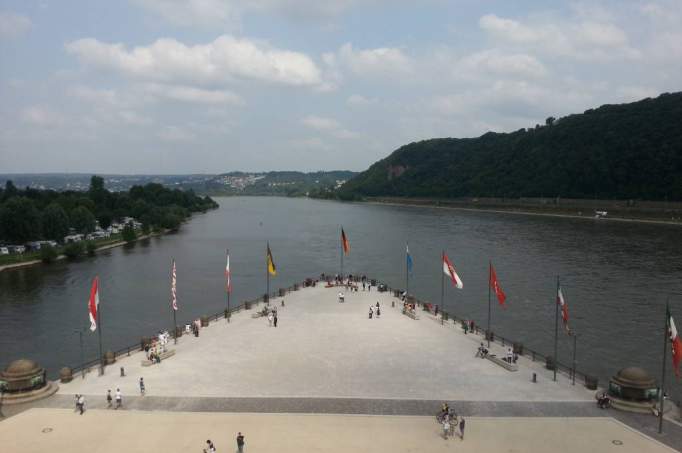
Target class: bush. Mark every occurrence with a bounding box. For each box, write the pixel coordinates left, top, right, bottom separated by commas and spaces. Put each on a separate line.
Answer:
63, 241, 85, 259
121, 222, 137, 243
40, 244, 58, 263
86, 241, 97, 256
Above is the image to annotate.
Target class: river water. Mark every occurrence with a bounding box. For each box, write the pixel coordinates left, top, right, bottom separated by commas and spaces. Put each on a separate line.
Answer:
1, 197, 681, 400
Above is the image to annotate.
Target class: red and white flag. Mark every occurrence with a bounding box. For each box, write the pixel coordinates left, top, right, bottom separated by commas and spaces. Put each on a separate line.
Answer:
557, 285, 569, 333
668, 307, 682, 377
171, 260, 178, 311
442, 253, 463, 289
88, 276, 99, 331
225, 251, 232, 294
489, 264, 506, 306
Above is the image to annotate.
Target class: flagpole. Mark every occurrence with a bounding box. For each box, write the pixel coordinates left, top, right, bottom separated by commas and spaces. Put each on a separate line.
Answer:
554, 275, 560, 382
440, 250, 445, 315
659, 299, 669, 434
487, 261, 492, 349
171, 259, 177, 344
266, 242, 270, 305
226, 249, 231, 323
97, 277, 104, 375
340, 226, 344, 279
405, 243, 409, 297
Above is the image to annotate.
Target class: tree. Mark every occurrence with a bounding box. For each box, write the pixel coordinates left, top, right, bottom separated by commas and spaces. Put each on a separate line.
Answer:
70, 206, 96, 234
121, 222, 137, 243
545, 116, 556, 126
42, 203, 70, 242
63, 241, 84, 259
98, 211, 113, 230
40, 244, 58, 263
0, 197, 42, 243
86, 241, 97, 256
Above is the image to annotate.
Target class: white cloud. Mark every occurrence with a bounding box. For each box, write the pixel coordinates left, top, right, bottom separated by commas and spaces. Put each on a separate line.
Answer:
301, 115, 359, 139
346, 94, 377, 106
66, 35, 324, 88
478, 13, 639, 60
334, 43, 412, 77
0, 11, 31, 38
158, 125, 195, 141
20, 106, 64, 126
457, 49, 547, 78
143, 83, 244, 105
132, 0, 238, 28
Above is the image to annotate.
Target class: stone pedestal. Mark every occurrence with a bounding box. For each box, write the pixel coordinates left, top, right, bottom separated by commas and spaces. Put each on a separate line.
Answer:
608, 367, 658, 413
59, 367, 73, 383
0, 359, 58, 405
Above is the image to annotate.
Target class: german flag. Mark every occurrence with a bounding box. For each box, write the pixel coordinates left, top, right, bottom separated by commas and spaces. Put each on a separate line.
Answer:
267, 243, 277, 276
341, 228, 350, 255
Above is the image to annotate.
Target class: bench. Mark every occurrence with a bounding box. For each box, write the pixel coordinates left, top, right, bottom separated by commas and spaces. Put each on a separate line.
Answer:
402, 309, 419, 320
141, 349, 176, 367
485, 353, 518, 371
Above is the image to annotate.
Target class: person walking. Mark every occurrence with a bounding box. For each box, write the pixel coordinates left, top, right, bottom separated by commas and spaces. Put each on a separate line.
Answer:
442, 416, 450, 439
77, 394, 85, 415
115, 388, 122, 409
139, 377, 146, 396
203, 439, 216, 453
268, 312, 273, 327
376, 306, 381, 318
274, 313, 278, 327
459, 417, 465, 440
236, 432, 245, 453
106, 389, 112, 408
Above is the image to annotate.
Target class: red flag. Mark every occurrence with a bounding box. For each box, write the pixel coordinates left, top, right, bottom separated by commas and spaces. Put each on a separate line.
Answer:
171, 260, 178, 311
341, 228, 350, 255
668, 307, 682, 377
225, 251, 232, 294
442, 252, 463, 289
88, 276, 99, 331
489, 264, 506, 306
557, 285, 569, 333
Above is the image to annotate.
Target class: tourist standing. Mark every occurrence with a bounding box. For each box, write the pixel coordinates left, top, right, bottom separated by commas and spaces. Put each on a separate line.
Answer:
268, 311, 273, 327
442, 416, 450, 439
274, 313, 278, 327
376, 306, 381, 318
106, 389, 112, 408
77, 394, 85, 415
139, 377, 146, 396
203, 439, 216, 453
459, 417, 465, 440
115, 388, 122, 409
236, 432, 245, 452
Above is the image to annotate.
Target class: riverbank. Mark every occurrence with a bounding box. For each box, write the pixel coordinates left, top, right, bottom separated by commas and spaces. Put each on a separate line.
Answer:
0, 231, 167, 273
364, 197, 682, 226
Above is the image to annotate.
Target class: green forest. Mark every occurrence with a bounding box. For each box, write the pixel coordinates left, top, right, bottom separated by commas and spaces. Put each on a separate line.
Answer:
0, 176, 218, 244
338, 92, 682, 201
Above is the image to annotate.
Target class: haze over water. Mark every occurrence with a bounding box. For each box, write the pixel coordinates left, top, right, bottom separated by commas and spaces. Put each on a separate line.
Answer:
1, 197, 681, 400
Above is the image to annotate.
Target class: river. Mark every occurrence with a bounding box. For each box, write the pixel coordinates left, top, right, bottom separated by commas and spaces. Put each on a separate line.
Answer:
1, 197, 681, 401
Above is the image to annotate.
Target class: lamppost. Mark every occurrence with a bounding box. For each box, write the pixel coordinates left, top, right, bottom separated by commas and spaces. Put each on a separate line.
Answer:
570, 331, 578, 386
73, 329, 85, 379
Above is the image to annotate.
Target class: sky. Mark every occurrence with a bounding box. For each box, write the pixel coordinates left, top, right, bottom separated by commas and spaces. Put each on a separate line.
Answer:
0, 0, 681, 174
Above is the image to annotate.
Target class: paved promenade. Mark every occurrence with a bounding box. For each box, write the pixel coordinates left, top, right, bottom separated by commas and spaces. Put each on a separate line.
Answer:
1, 408, 676, 453
58, 284, 593, 402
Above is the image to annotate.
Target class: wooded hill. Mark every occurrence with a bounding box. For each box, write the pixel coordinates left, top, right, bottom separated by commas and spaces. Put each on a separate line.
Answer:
338, 92, 682, 201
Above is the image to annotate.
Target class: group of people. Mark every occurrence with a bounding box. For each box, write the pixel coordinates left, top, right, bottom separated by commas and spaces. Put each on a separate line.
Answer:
267, 307, 279, 327
202, 432, 245, 453
437, 402, 466, 441
102, 388, 123, 409
476, 343, 489, 358
596, 392, 611, 409
368, 302, 381, 319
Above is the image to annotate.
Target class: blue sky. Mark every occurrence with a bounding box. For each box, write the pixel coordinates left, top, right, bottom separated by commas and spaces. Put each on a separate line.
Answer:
1, 0, 680, 174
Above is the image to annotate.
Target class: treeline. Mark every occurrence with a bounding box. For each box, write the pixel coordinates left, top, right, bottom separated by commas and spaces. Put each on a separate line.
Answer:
338, 92, 682, 201
0, 176, 218, 244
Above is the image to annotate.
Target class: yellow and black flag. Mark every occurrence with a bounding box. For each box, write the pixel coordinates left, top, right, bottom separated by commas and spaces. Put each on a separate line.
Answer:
267, 243, 277, 276
341, 228, 350, 256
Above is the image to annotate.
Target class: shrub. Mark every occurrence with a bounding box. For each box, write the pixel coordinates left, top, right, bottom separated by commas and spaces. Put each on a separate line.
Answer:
63, 241, 85, 259
40, 244, 58, 263
121, 222, 137, 243
86, 241, 97, 256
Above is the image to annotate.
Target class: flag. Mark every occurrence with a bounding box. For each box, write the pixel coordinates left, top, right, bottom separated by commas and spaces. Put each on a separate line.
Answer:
171, 259, 178, 311
442, 252, 463, 289
267, 243, 277, 276
341, 228, 350, 255
489, 264, 506, 306
557, 285, 569, 333
668, 306, 682, 377
88, 276, 99, 331
225, 251, 232, 293
406, 243, 413, 273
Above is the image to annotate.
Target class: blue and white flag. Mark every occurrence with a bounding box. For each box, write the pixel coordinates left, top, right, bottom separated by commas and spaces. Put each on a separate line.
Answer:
406, 243, 413, 273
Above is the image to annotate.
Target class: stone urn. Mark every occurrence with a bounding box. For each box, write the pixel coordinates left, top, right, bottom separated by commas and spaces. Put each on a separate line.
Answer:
279, 288, 286, 297
104, 351, 116, 365
294, 283, 300, 291
0, 359, 47, 392
200, 315, 209, 327
59, 367, 73, 383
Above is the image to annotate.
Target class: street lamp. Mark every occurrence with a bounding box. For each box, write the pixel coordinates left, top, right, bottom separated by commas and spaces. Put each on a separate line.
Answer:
73, 329, 85, 379
569, 330, 578, 386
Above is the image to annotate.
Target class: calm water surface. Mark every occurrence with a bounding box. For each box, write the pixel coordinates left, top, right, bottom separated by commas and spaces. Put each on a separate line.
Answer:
1, 197, 681, 400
